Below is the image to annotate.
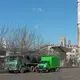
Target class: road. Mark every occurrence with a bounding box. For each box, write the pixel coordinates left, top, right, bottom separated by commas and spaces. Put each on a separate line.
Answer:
0, 68, 80, 80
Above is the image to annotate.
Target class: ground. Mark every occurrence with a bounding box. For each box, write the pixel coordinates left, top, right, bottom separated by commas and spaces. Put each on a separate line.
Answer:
0, 68, 80, 80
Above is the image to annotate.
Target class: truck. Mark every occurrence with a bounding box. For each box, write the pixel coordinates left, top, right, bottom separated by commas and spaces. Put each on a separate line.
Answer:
36, 56, 60, 72
4, 54, 40, 73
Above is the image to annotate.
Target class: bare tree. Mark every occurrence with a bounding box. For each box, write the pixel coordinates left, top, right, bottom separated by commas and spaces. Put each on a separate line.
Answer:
36, 35, 44, 49
7, 27, 44, 55
19, 28, 44, 50
0, 26, 9, 49
6, 28, 20, 54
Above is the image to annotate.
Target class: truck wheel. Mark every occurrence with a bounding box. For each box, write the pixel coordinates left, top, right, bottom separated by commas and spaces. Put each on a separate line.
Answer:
20, 67, 25, 73
53, 68, 59, 72
32, 67, 35, 72
8, 71, 11, 73
46, 69, 49, 73
36, 70, 40, 73
53, 68, 56, 72
8, 71, 14, 73
30, 66, 35, 72
56, 68, 60, 72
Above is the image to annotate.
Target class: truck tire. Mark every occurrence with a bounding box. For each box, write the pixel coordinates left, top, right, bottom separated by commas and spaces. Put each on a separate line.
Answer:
8, 70, 14, 73
30, 66, 35, 72
56, 68, 60, 72
8, 71, 11, 73
45, 69, 49, 73
53, 68, 59, 72
20, 67, 25, 73
52, 68, 56, 72
37, 70, 40, 73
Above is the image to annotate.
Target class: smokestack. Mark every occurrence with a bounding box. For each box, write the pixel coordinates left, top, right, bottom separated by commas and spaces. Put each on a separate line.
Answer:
77, 0, 80, 53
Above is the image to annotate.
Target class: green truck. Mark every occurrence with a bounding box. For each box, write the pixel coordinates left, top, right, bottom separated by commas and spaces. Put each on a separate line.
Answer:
4, 54, 60, 73
4, 55, 40, 73
37, 56, 60, 72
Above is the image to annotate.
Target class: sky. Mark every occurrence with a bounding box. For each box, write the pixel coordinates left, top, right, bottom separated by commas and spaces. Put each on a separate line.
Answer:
0, 0, 77, 45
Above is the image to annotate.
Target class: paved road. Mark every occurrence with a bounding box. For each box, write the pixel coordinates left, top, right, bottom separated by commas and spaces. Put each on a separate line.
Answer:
0, 68, 80, 80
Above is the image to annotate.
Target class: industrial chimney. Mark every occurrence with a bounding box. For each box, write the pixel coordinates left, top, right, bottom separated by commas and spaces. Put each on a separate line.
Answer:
77, 0, 80, 53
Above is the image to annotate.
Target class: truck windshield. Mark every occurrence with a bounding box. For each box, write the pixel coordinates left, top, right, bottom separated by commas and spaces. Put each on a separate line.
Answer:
40, 61, 48, 64
6, 56, 18, 61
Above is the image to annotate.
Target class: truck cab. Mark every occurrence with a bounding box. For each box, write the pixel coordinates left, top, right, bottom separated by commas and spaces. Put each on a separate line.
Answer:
37, 61, 50, 72
5, 55, 30, 73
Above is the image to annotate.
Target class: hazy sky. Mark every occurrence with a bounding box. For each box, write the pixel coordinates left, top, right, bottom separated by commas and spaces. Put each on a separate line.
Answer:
0, 0, 77, 44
